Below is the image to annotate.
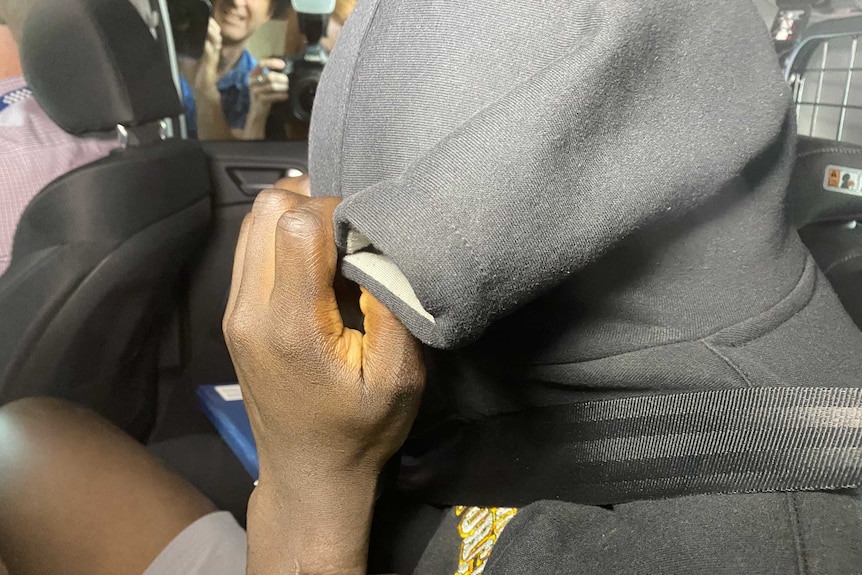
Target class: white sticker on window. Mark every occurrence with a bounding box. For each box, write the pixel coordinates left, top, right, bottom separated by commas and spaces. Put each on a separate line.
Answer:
215, 384, 243, 402
824, 165, 862, 196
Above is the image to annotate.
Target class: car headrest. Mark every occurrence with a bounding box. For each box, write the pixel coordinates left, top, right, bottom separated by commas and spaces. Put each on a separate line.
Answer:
20, 0, 182, 136
788, 137, 862, 228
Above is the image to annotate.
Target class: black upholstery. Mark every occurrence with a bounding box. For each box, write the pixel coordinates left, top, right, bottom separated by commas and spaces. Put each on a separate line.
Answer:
20, 0, 182, 135
789, 137, 862, 330
0, 0, 211, 437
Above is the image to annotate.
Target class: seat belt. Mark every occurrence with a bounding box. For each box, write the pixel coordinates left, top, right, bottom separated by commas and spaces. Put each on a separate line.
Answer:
413, 386, 862, 507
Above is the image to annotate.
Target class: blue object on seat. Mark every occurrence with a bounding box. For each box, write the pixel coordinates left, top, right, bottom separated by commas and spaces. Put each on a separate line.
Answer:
197, 384, 258, 478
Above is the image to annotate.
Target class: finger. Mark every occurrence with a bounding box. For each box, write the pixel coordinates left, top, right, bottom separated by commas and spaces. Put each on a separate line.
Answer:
249, 82, 288, 96
267, 80, 289, 92
266, 72, 289, 84
257, 93, 290, 104
264, 80, 289, 93
205, 19, 222, 53
271, 197, 343, 339
360, 288, 425, 391
223, 213, 253, 331
258, 58, 287, 71
236, 190, 306, 312
273, 174, 311, 197
208, 17, 221, 37
249, 88, 289, 101
263, 75, 289, 91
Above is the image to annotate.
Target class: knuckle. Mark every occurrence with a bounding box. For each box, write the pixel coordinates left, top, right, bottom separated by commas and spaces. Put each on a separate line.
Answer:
278, 205, 324, 239
223, 310, 257, 350
273, 174, 310, 197
252, 187, 297, 214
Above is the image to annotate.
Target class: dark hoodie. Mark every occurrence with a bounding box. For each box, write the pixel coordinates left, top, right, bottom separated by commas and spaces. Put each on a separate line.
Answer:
309, 0, 862, 571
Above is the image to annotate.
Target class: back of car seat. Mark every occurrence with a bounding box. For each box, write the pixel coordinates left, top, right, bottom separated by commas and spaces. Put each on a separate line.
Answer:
0, 0, 211, 438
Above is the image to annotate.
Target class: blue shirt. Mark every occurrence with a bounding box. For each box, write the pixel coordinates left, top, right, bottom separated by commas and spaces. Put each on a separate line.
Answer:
181, 50, 258, 139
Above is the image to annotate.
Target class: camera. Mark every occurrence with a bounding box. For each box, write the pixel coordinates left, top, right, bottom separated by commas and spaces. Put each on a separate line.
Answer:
166, 0, 212, 59
266, 0, 335, 137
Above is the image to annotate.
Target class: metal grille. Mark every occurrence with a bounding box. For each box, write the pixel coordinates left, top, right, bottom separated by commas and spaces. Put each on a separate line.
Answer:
792, 34, 862, 143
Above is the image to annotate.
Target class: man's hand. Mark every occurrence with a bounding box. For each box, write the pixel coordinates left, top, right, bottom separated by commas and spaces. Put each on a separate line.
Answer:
273, 173, 311, 197
188, 17, 235, 140
243, 59, 290, 140
193, 17, 222, 101
223, 185, 424, 480
272, 173, 311, 197
222, 184, 425, 573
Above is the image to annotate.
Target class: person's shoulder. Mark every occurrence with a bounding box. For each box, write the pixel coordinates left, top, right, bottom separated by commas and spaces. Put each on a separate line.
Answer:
0, 76, 27, 91
1, 85, 114, 155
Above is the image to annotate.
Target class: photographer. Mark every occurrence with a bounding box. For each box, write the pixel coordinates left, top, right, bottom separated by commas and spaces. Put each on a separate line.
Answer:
178, 0, 290, 140
265, 0, 354, 140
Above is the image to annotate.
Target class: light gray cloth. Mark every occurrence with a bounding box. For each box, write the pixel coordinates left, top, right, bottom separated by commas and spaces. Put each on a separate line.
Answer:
143, 511, 246, 575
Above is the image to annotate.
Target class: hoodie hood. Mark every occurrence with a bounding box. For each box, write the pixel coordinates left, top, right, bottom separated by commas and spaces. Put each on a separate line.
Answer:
308, 0, 862, 503
310, 0, 801, 350
310, 0, 862, 411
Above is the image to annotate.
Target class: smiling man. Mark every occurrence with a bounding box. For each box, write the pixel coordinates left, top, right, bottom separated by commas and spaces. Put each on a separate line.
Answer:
179, 0, 291, 140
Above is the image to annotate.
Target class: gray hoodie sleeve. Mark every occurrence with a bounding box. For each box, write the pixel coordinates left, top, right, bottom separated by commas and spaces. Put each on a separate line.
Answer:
313, 0, 792, 349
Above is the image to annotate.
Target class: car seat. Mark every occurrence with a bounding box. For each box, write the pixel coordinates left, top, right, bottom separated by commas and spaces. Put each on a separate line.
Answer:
788, 136, 862, 330
0, 0, 211, 439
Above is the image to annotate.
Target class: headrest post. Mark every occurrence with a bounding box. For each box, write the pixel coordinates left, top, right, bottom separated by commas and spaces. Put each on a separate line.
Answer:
117, 125, 129, 149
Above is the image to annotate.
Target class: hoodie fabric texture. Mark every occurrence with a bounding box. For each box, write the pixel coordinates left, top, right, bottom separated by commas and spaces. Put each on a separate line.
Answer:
309, 0, 862, 571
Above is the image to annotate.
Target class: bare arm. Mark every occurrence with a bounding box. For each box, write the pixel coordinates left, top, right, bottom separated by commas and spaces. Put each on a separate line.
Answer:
195, 92, 234, 140
247, 474, 377, 574
190, 18, 234, 141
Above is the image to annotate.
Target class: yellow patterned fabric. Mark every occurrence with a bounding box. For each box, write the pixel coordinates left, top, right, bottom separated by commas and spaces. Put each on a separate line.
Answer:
454, 506, 518, 575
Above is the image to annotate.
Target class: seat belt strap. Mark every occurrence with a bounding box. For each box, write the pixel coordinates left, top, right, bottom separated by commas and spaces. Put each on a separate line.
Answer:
415, 386, 862, 507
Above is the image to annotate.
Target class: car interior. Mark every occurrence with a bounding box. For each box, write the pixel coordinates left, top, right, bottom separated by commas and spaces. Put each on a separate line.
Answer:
0, 0, 309, 461
0, 0, 211, 440
2, 0, 862, 527
785, 13, 862, 330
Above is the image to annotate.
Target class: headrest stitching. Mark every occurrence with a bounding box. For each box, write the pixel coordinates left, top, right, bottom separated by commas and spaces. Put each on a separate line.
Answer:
824, 248, 862, 274
797, 147, 862, 160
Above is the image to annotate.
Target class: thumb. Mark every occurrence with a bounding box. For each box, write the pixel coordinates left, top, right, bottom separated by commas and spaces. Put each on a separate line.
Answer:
360, 288, 425, 392
258, 58, 288, 71
270, 198, 344, 340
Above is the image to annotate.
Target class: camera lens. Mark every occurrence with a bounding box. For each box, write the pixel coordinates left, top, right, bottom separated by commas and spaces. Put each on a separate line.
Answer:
290, 67, 323, 123
299, 83, 317, 115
